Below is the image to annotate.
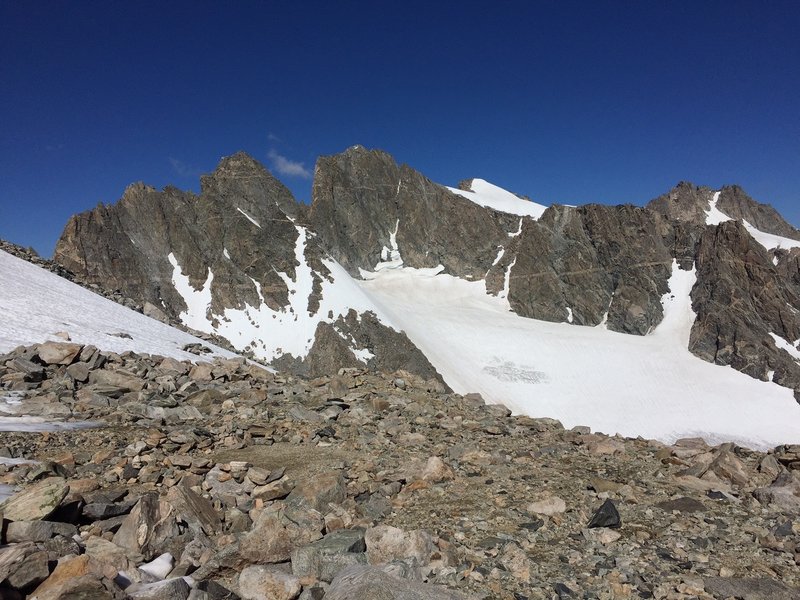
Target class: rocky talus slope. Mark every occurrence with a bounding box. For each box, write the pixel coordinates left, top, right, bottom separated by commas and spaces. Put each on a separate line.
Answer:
2, 342, 800, 599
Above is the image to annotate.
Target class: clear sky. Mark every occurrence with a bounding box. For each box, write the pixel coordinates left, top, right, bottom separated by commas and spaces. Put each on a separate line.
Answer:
2, 1, 799, 256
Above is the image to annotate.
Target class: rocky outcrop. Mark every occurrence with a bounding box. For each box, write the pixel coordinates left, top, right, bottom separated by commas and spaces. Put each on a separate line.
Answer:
309, 146, 520, 278
507, 204, 674, 334
54, 153, 300, 318
716, 185, 800, 240
690, 220, 800, 392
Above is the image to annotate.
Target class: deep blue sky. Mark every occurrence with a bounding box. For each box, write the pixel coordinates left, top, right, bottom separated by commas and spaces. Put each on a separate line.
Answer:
2, 1, 799, 256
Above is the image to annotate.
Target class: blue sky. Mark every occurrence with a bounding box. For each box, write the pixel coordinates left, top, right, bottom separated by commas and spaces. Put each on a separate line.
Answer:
1, 1, 799, 256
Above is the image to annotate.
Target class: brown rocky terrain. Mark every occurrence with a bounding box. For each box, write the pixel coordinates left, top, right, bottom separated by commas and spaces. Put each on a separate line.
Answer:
1, 341, 800, 599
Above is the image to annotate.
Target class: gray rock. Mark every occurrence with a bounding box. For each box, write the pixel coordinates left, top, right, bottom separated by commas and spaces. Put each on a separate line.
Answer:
126, 577, 191, 600
291, 529, 367, 582
324, 565, 469, 599
753, 471, 800, 511
6, 549, 50, 590
5, 520, 77, 542
238, 565, 301, 600
239, 503, 324, 564
113, 493, 179, 561
286, 471, 346, 511
704, 576, 800, 600
165, 483, 221, 536
364, 525, 434, 565
587, 499, 621, 529
0, 477, 69, 522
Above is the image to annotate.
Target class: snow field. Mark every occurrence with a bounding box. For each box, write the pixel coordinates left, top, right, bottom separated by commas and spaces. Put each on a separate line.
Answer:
0, 250, 235, 362
359, 261, 800, 449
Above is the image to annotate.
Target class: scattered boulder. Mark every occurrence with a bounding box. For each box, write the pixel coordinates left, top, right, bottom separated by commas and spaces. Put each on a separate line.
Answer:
587, 499, 621, 529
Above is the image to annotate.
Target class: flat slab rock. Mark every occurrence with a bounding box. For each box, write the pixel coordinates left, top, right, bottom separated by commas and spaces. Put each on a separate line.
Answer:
0, 476, 69, 521
704, 576, 800, 600
324, 565, 471, 600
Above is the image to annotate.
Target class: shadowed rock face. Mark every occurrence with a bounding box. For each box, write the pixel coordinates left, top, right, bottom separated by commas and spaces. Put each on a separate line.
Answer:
507, 204, 674, 335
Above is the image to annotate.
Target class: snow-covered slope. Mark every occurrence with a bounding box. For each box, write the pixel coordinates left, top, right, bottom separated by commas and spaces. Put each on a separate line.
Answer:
0, 250, 236, 361
707, 190, 800, 251
447, 178, 547, 219
359, 262, 800, 449
168, 224, 400, 362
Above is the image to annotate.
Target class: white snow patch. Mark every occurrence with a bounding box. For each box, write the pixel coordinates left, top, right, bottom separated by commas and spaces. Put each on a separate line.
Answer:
770, 332, 800, 361
358, 261, 800, 449
499, 257, 516, 302
0, 484, 16, 503
139, 553, 174, 579
0, 456, 39, 466
705, 191, 731, 226
0, 250, 235, 363
491, 247, 505, 267
566, 307, 574, 324
743, 221, 800, 252
352, 346, 374, 362
650, 260, 697, 345
236, 207, 261, 228
0, 416, 101, 432
168, 253, 214, 333
373, 219, 404, 272
509, 218, 524, 237
223, 248, 231, 259
447, 179, 547, 219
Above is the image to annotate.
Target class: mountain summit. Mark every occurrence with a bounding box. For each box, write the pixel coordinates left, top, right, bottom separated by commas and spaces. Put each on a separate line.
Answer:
49, 146, 800, 446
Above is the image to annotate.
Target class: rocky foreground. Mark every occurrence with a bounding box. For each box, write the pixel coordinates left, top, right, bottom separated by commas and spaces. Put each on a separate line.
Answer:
1, 343, 799, 599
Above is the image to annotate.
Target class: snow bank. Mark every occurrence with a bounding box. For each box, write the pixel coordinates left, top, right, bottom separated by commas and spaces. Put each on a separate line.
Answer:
169, 225, 402, 362
0, 250, 235, 362
447, 179, 547, 219
707, 191, 800, 251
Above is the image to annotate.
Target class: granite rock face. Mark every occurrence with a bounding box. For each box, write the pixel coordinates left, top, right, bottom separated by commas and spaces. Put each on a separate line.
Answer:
52, 146, 800, 395
309, 145, 520, 279
690, 220, 800, 392
54, 153, 301, 319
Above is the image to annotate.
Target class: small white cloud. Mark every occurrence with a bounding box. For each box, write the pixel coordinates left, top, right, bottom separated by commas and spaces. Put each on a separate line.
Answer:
267, 132, 281, 142
267, 149, 311, 179
168, 157, 201, 178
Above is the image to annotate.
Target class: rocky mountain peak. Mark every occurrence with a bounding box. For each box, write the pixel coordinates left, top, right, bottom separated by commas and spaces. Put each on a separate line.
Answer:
456, 178, 475, 192
199, 151, 299, 219
716, 184, 800, 240
646, 181, 715, 225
